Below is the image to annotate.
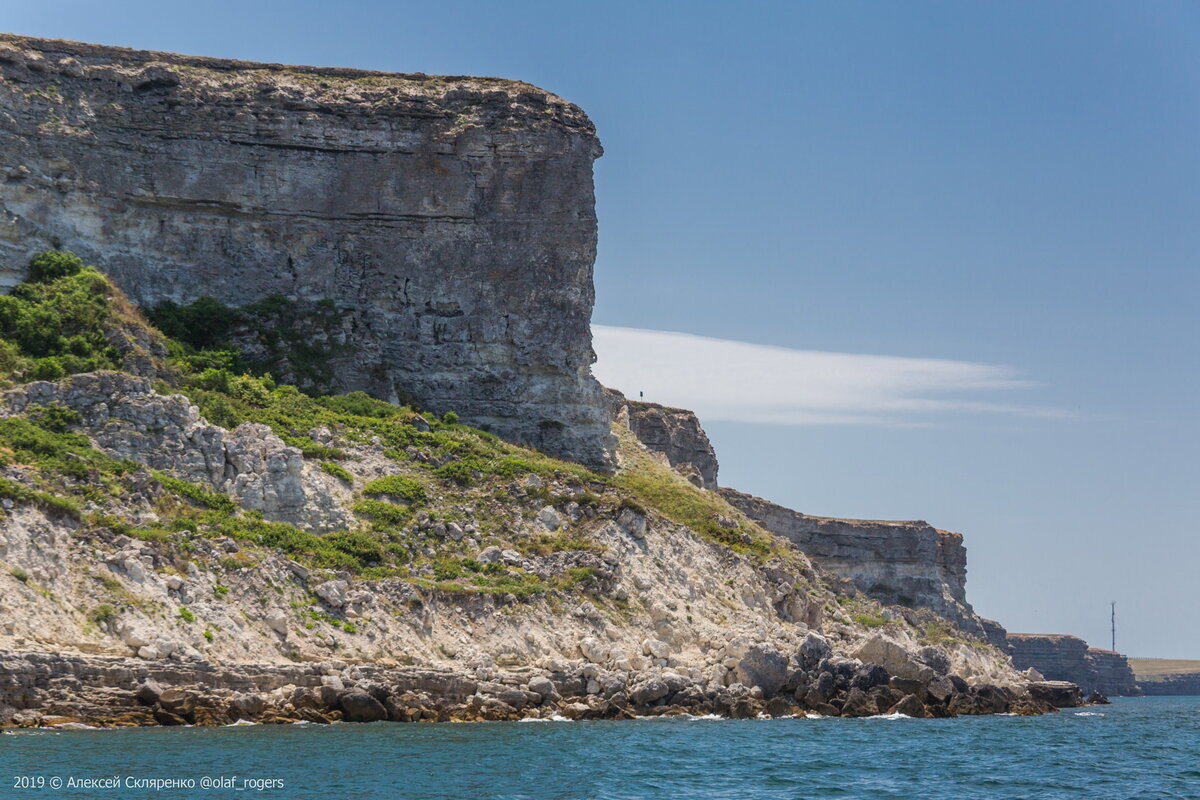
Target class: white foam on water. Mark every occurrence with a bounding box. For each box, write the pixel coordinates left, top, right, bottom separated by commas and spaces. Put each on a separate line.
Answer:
225, 719, 256, 727
520, 713, 573, 722
866, 712, 912, 720
1074, 712, 1105, 717
805, 713, 827, 719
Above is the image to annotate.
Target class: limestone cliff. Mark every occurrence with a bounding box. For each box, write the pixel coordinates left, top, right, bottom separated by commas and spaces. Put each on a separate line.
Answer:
0, 34, 614, 468
1007, 634, 1140, 696
719, 488, 981, 634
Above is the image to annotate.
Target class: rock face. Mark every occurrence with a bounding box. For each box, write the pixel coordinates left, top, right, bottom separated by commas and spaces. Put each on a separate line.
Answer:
1007, 634, 1140, 696
0, 34, 614, 468
721, 488, 978, 632
608, 390, 718, 488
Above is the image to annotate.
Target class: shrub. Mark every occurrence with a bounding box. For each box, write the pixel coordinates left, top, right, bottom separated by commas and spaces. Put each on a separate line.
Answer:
27, 250, 84, 283
318, 391, 402, 419
352, 499, 411, 527
362, 475, 426, 504
213, 584, 229, 597
441, 410, 458, 425
432, 460, 477, 486
203, 628, 215, 642
11, 567, 29, 582
178, 607, 196, 623
319, 461, 354, 483
342, 622, 358, 634
28, 404, 81, 434
89, 604, 117, 625
153, 472, 237, 513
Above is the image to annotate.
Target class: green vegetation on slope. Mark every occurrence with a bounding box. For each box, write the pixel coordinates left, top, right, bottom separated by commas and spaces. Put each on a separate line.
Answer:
0, 251, 166, 385
0, 251, 794, 602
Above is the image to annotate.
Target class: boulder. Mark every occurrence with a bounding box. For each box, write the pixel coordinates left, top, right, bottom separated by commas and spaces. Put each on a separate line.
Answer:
157, 689, 196, 717
888, 694, 927, 718
537, 506, 562, 532
797, 632, 832, 666
135, 680, 162, 706
232, 693, 268, 718
264, 609, 289, 635
339, 691, 388, 723
1027, 681, 1082, 708
498, 689, 528, 710
641, 638, 670, 659
527, 676, 558, 702
840, 688, 877, 718
926, 675, 956, 703
852, 635, 935, 683
850, 664, 890, 691
734, 643, 789, 698
630, 679, 669, 706
315, 580, 348, 609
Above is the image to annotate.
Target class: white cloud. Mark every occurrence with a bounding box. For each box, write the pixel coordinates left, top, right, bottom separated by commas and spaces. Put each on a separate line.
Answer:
591, 325, 1066, 426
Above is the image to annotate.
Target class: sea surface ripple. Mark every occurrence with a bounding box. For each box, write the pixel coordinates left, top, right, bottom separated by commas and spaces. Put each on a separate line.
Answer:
2, 696, 1196, 799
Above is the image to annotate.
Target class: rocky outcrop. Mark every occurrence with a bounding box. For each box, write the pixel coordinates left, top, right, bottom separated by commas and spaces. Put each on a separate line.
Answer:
720, 488, 979, 633
1087, 649, 1140, 697
0, 34, 614, 468
607, 389, 718, 488
2, 372, 352, 531
1007, 634, 1140, 696
0, 636, 1062, 728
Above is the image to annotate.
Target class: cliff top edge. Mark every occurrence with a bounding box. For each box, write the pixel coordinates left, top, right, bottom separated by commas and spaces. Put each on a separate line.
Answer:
0, 32, 594, 131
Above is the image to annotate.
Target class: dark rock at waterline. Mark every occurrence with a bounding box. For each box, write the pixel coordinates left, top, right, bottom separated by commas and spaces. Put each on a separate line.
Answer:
1027, 681, 1083, 708
339, 691, 388, 723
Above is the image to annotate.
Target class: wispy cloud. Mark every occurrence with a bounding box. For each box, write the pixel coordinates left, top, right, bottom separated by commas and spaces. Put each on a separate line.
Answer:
591, 325, 1067, 426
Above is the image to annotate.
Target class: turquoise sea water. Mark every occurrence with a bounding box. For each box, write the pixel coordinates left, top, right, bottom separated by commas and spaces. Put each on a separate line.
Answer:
2, 697, 1197, 799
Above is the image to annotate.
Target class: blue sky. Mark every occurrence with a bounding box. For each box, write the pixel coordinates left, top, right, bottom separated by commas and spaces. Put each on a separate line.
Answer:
8, 1, 1198, 657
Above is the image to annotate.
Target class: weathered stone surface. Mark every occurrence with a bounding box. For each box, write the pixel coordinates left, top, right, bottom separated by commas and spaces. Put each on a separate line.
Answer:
1008, 634, 1140, 697
0, 34, 615, 468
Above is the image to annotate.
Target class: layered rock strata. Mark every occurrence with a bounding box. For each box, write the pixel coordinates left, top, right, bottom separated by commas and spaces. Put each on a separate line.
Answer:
720, 488, 980, 634
0, 34, 614, 467
606, 389, 719, 488
1007, 634, 1139, 696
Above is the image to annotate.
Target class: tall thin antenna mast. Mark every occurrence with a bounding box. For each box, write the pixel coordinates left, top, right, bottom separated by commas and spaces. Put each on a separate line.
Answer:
1111, 601, 1116, 652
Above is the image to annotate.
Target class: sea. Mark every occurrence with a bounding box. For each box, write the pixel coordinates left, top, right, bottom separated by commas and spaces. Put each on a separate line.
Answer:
1, 696, 1196, 799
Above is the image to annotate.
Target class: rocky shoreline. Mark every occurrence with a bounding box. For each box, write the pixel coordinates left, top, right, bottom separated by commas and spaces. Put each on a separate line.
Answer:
0, 646, 1081, 729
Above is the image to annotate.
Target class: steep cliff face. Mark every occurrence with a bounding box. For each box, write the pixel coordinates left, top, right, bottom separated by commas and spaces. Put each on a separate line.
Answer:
1007, 634, 1139, 696
0, 35, 614, 468
720, 488, 981, 634
606, 390, 718, 488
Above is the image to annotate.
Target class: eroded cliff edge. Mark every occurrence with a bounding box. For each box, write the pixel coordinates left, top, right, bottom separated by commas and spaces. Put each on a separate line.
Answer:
0, 34, 614, 468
